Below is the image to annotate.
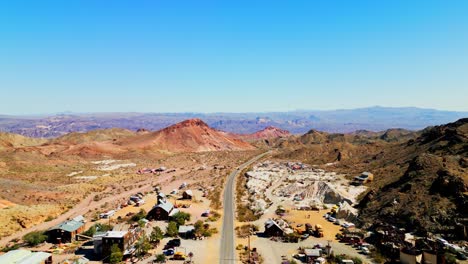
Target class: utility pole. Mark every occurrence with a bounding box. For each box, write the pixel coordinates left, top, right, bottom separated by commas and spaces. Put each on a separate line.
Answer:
248, 228, 252, 263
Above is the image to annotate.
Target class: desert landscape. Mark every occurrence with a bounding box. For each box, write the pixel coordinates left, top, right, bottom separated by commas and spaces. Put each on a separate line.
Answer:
2, 2, 468, 263
0, 116, 466, 264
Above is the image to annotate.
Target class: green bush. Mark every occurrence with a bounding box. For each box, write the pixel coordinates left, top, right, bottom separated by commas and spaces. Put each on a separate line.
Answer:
171, 211, 191, 226
135, 236, 151, 258
352, 257, 363, 264
166, 221, 178, 237
150, 226, 164, 243
155, 254, 166, 263
445, 253, 457, 264
83, 225, 97, 237
109, 244, 123, 264
23, 231, 47, 246
131, 209, 147, 222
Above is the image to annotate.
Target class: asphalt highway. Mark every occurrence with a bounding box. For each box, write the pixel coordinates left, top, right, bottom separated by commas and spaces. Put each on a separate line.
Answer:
219, 152, 270, 264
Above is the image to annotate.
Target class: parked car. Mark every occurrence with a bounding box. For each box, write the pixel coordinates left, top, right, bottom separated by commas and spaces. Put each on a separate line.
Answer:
164, 249, 174, 256
361, 247, 370, 255
301, 233, 310, 240
163, 244, 174, 250
328, 217, 336, 222
168, 238, 181, 247
173, 252, 187, 260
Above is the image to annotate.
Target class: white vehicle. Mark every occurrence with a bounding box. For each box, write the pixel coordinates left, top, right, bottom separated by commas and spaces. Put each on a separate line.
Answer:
99, 210, 116, 219
361, 247, 370, 255
436, 237, 449, 246
328, 217, 336, 222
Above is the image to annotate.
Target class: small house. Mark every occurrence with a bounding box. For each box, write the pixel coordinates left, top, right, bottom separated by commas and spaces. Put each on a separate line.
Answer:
47, 219, 85, 244
147, 201, 179, 221
264, 219, 285, 237
400, 248, 423, 264
178, 225, 195, 238
264, 219, 293, 237
182, 190, 193, 200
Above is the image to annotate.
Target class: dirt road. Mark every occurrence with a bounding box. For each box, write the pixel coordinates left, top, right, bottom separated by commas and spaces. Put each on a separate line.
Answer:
219, 151, 270, 264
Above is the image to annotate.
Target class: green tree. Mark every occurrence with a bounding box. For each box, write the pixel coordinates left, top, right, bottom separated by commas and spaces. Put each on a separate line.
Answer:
131, 209, 147, 222
109, 244, 123, 264
96, 223, 113, 232
445, 253, 457, 264
155, 254, 166, 263
83, 225, 96, 237
150, 226, 164, 243
171, 212, 191, 226
194, 220, 204, 236
135, 235, 151, 259
23, 231, 47, 246
166, 221, 179, 237
352, 257, 363, 264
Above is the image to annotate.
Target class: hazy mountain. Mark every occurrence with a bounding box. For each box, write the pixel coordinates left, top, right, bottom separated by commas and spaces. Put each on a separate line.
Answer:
0, 107, 466, 138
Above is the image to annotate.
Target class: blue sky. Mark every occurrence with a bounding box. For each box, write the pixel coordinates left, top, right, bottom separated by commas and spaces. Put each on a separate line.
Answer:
1, 1, 467, 114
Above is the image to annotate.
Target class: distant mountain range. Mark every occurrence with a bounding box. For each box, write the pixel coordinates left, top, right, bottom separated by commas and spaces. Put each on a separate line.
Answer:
0, 106, 466, 138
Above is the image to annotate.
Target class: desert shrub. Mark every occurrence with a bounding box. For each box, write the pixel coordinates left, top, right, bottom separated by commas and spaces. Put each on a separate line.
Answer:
171, 211, 191, 226
1, 243, 20, 252
109, 244, 123, 264
130, 209, 147, 222
135, 236, 151, 258
23, 231, 47, 246
166, 221, 178, 237
445, 253, 457, 264
155, 254, 166, 262
83, 225, 97, 237
352, 257, 363, 264
150, 226, 164, 243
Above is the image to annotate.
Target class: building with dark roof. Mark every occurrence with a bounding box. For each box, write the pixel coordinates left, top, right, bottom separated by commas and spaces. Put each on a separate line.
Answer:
147, 201, 179, 221
46, 219, 85, 243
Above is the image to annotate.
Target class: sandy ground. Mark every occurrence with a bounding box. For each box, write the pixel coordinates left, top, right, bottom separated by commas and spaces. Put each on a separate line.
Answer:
240, 235, 375, 264
96, 176, 222, 264
0, 169, 186, 247
237, 208, 373, 264
155, 180, 222, 264
0, 199, 16, 209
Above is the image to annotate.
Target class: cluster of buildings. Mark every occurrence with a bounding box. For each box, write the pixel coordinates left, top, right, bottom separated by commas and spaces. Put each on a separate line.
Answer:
367, 223, 467, 264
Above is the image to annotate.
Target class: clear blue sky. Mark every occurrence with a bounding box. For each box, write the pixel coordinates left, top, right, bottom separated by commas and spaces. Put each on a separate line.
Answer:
1, 1, 467, 114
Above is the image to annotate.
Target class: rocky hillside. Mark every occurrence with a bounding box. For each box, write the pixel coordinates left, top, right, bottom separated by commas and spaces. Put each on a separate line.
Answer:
0, 132, 46, 151
275, 118, 468, 235
358, 118, 467, 235
118, 118, 255, 152
235, 126, 291, 141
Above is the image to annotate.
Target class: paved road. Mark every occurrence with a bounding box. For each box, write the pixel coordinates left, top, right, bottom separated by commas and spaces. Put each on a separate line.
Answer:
219, 152, 270, 264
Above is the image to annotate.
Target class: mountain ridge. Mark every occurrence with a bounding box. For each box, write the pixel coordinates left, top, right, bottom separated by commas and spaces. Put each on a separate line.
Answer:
1, 107, 466, 138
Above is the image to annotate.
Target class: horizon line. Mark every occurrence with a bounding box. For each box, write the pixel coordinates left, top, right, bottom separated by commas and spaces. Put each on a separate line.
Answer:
2, 105, 468, 117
